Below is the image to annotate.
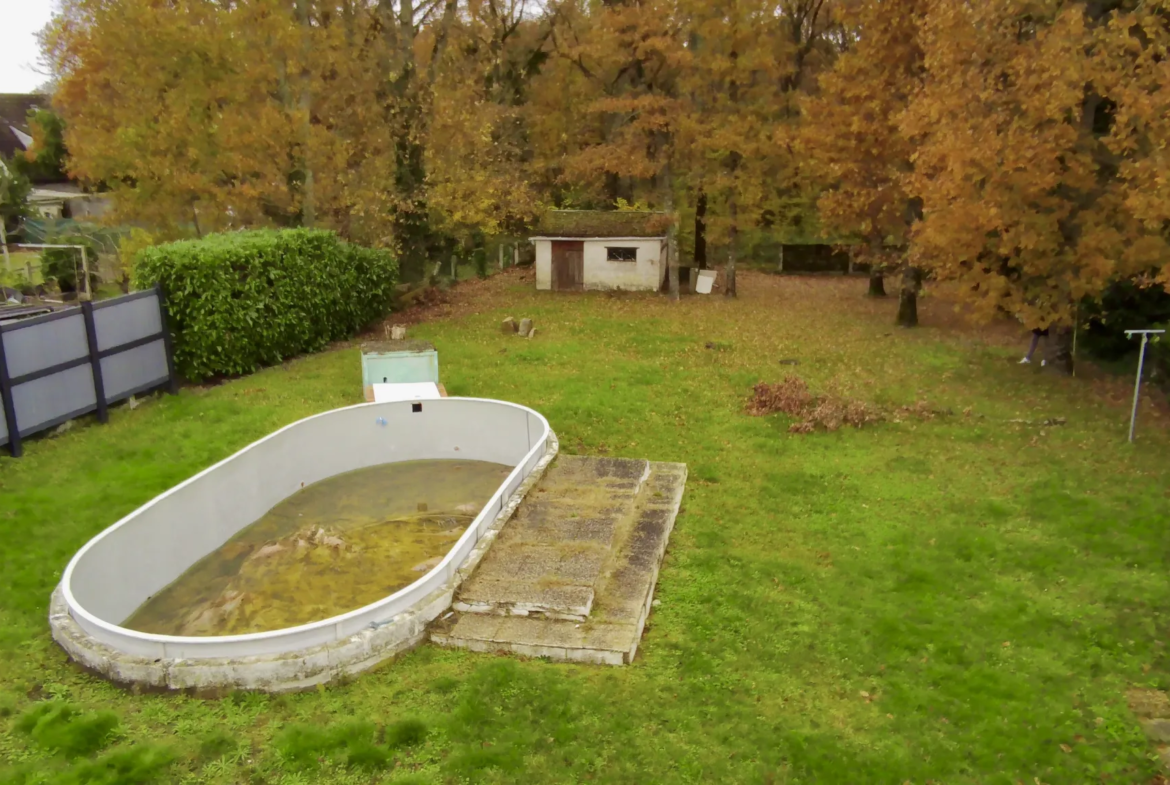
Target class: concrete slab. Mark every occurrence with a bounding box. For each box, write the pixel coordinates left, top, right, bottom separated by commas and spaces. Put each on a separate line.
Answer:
433, 458, 686, 665
455, 455, 651, 618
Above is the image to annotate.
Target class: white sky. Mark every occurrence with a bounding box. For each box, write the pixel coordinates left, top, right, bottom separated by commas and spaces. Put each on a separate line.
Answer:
0, 0, 57, 93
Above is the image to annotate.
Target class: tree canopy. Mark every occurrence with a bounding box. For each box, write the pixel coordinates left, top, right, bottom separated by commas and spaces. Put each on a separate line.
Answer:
39, 0, 1170, 312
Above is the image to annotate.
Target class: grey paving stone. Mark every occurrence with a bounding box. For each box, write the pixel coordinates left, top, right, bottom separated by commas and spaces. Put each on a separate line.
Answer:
434, 459, 686, 665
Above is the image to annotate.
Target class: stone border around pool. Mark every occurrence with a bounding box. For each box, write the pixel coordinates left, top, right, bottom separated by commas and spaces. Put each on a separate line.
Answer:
48, 430, 560, 694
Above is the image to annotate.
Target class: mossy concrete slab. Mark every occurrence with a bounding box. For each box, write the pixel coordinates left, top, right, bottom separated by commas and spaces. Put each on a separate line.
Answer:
454, 456, 649, 619
434, 458, 686, 665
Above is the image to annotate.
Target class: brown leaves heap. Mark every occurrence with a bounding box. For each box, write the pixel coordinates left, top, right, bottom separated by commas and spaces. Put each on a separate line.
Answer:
747, 376, 883, 433
747, 375, 948, 433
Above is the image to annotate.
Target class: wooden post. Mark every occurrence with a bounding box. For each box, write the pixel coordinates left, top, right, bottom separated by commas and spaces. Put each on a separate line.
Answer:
777, 245, 784, 273
0, 328, 21, 457
499, 243, 505, 270
450, 254, 457, 279
513, 244, 520, 268
80, 301, 109, 424
81, 246, 92, 301
156, 283, 180, 395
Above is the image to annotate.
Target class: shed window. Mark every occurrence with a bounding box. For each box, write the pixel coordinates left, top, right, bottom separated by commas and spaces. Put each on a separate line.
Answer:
606, 246, 638, 262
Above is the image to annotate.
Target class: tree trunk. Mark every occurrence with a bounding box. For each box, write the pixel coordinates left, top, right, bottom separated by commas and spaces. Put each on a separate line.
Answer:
667, 226, 679, 300
895, 266, 921, 327
663, 157, 679, 301
1044, 326, 1074, 375
694, 190, 707, 269
868, 271, 886, 297
725, 194, 737, 298
295, 0, 315, 227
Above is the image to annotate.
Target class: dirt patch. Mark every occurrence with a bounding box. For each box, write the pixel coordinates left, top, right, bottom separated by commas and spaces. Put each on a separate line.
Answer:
369, 267, 535, 332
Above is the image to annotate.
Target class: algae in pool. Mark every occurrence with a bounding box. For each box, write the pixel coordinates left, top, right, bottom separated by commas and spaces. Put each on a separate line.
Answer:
122, 459, 512, 636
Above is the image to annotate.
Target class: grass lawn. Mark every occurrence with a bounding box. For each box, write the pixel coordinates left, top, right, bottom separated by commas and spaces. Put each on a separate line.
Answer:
2, 270, 1169, 784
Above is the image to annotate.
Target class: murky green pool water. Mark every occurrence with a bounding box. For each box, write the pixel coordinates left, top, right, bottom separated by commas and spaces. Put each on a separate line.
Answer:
122, 459, 512, 636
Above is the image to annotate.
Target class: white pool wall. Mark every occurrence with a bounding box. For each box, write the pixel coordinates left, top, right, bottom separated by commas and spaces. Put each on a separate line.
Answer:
51, 398, 553, 687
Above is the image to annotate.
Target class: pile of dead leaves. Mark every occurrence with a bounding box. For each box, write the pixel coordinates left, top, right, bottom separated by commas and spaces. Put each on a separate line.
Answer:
747, 376, 945, 434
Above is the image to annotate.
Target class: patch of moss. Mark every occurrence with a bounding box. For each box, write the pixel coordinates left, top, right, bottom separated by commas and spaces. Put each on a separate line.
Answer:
57, 744, 175, 785
385, 718, 428, 749
274, 720, 393, 772
533, 210, 672, 238
15, 702, 120, 759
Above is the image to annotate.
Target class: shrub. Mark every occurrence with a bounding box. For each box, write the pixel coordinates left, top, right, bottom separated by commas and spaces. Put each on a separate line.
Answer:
115, 228, 157, 293
134, 229, 398, 381
1148, 324, 1169, 391
1080, 280, 1170, 360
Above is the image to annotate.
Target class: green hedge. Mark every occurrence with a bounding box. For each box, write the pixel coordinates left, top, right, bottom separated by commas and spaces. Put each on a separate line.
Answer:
134, 229, 397, 381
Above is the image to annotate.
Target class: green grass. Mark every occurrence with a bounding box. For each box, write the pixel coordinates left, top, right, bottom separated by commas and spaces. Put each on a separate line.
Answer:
2, 272, 1169, 784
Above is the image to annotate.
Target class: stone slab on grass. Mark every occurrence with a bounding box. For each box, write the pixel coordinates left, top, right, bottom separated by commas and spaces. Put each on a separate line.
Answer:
433, 459, 686, 665
455, 455, 650, 618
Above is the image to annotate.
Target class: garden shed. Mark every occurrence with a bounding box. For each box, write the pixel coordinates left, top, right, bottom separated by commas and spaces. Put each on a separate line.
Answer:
531, 210, 672, 292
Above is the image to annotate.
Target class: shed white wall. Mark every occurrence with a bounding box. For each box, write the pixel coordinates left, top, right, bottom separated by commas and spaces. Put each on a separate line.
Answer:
533, 238, 663, 292
583, 239, 661, 291
535, 240, 552, 290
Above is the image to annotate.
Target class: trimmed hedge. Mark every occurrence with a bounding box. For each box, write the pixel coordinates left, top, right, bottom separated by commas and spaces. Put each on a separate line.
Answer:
134, 229, 397, 381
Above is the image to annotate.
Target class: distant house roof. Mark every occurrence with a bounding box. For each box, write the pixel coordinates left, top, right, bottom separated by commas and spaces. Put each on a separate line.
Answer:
0, 93, 48, 161
531, 210, 672, 239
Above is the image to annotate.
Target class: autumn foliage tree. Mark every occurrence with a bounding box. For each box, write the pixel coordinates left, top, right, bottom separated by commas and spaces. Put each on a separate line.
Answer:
425, 0, 550, 248
904, 0, 1170, 368
45, 0, 306, 236
679, 0, 805, 298
45, 0, 466, 278
40, 0, 1169, 329
805, 0, 1170, 349
800, 0, 927, 318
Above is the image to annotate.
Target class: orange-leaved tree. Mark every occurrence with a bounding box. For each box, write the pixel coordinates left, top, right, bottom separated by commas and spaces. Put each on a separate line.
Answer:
799, 0, 927, 321
903, 0, 1170, 369
44, 0, 307, 237
678, 0, 804, 298
426, 0, 552, 249
541, 0, 688, 298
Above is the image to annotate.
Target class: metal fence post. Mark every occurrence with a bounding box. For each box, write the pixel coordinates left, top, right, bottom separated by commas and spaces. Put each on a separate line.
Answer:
156, 283, 180, 394
1126, 328, 1166, 443
0, 331, 22, 457
80, 301, 109, 424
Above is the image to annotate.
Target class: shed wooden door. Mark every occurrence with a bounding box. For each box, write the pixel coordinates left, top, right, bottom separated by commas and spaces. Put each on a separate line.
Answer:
551, 241, 584, 291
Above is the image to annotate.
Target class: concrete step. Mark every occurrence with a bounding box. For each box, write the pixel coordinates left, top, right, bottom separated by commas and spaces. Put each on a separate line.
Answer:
434, 459, 686, 665
453, 456, 650, 620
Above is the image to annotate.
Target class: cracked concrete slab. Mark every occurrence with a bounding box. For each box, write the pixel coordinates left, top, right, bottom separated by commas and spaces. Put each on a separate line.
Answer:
454, 456, 651, 618
433, 457, 686, 665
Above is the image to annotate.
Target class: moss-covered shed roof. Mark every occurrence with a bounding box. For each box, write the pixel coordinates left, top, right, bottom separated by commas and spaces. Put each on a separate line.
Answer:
532, 210, 672, 238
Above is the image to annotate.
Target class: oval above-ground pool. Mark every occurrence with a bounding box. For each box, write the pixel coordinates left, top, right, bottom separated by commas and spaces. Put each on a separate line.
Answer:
50, 398, 556, 692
